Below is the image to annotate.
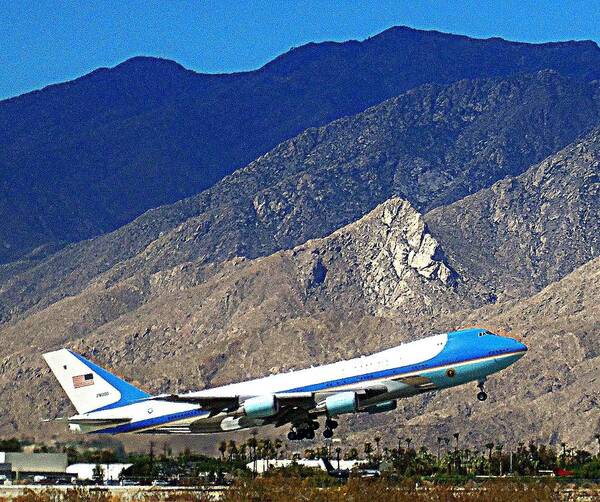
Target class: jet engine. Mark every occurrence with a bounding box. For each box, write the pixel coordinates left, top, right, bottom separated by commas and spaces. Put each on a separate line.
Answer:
324, 391, 358, 416
243, 395, 279, 418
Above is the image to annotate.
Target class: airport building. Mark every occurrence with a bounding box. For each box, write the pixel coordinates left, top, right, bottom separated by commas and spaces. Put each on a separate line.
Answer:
247, 458, 364, 474
66, 463, 133, 482
0, 452, 68, 479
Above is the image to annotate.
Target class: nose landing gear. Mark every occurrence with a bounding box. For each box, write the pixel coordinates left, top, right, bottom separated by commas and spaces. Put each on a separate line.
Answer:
477, 380, 488, 401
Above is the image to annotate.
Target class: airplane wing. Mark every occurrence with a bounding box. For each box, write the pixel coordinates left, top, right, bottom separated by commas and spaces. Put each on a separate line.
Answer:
146, 383, 401, 430
149, 387, 386, 409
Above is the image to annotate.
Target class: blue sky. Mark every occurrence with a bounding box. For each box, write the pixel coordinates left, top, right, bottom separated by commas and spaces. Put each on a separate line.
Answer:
2, 0, 599, 100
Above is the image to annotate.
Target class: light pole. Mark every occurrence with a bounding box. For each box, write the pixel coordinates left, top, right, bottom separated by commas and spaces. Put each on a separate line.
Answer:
335, 446, 342, 470
453, 433, 459, 474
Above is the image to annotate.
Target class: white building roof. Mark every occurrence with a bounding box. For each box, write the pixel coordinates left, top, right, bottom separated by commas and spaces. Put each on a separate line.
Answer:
66, 463, 132, 481
246, 458, 365, 474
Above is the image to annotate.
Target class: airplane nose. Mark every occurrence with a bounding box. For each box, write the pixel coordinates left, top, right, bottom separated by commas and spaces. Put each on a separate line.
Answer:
494, 337, 527, 369
513, 339, 528, 354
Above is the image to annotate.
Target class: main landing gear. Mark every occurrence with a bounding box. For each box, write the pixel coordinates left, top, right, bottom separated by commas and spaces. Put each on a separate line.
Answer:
288, 421, 318, 441
477, 380, 488, 402
288, 419, 338, 441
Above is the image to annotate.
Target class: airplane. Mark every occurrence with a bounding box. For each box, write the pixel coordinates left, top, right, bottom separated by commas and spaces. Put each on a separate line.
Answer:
43, 327, 527, 440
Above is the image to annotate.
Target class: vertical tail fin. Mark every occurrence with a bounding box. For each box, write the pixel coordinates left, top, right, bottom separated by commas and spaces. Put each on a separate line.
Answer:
43, 349, 149, 414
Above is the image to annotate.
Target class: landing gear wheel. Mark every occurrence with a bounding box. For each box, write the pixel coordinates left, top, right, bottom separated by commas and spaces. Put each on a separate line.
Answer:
310, 421, 320, 430
304, 428, 315, 440
476, 380, 487, 402
323, 428, 334, 439
288, 430, 298, 441
325, 419, 338, 430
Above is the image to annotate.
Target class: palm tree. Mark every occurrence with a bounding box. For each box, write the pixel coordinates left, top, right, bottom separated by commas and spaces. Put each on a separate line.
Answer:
259, 438, 274, 459
247, 432, 258, 477
560, 442, 567, 466
227, 439, 238, 462
405, 437, 412, 451
485, 442, 494, 474
453, 433, 460, 473
374, 436, 381, 458
495, 444, 504, 475
364, 442, 373, 460
218, 440, 227, 461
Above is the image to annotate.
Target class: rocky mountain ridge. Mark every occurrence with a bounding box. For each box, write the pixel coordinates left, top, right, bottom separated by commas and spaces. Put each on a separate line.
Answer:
2, 26, 600, 263
0, 202, 597, 449
426, 127, 600, 299
0, 27, 598, 449
2, 71, 599, 324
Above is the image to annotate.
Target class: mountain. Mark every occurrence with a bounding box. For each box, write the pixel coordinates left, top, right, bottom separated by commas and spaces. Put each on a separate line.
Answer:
1, 70, 599, 323
2, 26, 600, 263
0, 199, 598, 449
425, 128, 600, 299
1, 113, 599, 443
1, 27, 599, 446
0, 196, 472, 433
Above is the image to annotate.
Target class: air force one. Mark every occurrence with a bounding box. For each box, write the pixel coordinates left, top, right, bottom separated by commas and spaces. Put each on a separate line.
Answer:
43, 328, 527, 440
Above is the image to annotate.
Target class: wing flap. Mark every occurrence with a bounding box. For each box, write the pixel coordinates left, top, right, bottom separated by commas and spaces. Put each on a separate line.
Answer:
149, 394, 240, 410
68, 417, 132, 426
395, 375, 436, 390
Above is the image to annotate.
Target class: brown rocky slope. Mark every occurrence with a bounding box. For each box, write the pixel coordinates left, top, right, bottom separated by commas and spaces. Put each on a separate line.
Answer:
2, 71, 600, 325
0, 196, 597, 450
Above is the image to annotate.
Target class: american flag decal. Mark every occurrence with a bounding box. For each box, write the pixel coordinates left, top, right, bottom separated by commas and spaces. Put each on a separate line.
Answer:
72, 373, 94, 388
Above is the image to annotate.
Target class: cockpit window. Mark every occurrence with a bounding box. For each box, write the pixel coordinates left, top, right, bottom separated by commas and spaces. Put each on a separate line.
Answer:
479, 330, 494, 336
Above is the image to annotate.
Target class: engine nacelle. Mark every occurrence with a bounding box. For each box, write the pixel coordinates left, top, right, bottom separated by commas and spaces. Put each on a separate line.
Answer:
325, 391, 358, 416
365, 400, 397, 414
243, 395, 279, 418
